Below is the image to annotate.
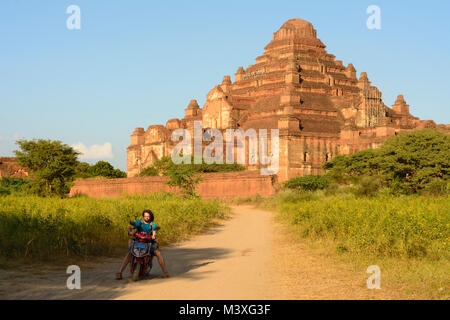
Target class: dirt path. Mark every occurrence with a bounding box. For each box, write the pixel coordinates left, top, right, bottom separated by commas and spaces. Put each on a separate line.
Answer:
116, 206, 280, 300
0, 205, 406, 300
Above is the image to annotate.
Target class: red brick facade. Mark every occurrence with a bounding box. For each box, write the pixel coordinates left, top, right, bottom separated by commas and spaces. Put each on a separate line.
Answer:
69, 171, 276, 200
0, 157, 28, 178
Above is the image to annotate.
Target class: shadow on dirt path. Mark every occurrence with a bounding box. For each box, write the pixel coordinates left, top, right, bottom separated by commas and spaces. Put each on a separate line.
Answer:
0, 239, 231, 299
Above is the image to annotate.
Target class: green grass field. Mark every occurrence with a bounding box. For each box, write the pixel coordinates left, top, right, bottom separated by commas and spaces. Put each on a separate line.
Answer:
278, 194, 449, 260
0, 193, 229, 260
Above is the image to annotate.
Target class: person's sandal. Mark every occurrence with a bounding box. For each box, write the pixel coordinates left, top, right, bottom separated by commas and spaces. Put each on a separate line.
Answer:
161, 272, 170, 279
116, 272, 123, 280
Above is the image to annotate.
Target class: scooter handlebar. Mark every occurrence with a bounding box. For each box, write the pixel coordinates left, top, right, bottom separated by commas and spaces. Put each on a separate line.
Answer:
134, 232, 152, 240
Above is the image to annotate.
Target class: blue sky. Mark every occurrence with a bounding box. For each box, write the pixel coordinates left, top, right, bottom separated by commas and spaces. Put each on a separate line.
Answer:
1, 0, 449, 171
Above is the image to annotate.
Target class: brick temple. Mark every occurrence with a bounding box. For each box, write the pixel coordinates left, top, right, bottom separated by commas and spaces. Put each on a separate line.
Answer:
127, 18, 449, 181
0, 157, 28, 179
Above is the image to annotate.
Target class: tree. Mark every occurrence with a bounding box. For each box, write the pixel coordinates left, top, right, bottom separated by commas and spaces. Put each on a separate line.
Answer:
322, 149, 379, 183
14, 139, 80, 197
74, 161, 126, 179
377, 129, 449, 193
149, 156, 202, 197
165, 165, 202, 198
323, 129, 450, 194
86, 161, 126, 179
74, 161, 91, 179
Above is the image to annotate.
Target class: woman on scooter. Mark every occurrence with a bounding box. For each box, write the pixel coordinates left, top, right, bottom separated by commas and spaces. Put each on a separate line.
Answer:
116, 209, 169, 280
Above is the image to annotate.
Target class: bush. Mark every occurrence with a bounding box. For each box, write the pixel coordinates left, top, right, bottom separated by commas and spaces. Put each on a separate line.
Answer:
324, 182, 342, 196
283, 174, 331, 191
137, 166, 159, 177
0, 177, 30, 196
165, 165, 203, 198
0, 186, 10, 197
351, 176, 382, 197
423, 179, 448, 196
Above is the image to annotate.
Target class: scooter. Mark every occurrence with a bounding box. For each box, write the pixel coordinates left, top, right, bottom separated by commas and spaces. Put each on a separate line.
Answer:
129, 230, 154, 281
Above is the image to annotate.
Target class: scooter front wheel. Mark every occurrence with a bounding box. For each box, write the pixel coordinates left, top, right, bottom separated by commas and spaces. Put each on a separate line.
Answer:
144, 256, 153, 276
132, 263, 141, 281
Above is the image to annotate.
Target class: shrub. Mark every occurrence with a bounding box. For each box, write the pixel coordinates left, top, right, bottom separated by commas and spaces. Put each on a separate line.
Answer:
423, 179, 448, 196
165, 165, 203, 198
137, 166, 159, 177
0, 177, 30, 195
324, 182, 341, 196
0, 186, 10, 197
351, 176, 382, 197
283, 174, 331, 191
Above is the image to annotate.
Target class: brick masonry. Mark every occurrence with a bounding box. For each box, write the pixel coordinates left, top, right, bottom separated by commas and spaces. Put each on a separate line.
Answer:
0, 157, 28, 178
69, 171, 276, 200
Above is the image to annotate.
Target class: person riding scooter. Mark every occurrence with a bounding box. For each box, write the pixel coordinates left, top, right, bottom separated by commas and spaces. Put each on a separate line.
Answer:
116, 209, 169, 280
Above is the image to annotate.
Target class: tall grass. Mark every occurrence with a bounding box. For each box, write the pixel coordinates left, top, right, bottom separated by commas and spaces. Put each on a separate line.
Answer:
277, 194, 450, 260
0, 193, 229, 260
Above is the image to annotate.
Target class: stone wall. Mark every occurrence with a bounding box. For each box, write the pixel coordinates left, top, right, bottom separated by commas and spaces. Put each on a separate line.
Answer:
69, 171, 276, 200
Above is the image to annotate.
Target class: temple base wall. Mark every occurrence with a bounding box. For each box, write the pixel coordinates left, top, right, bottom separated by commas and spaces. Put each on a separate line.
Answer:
69, 171, 276, 200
